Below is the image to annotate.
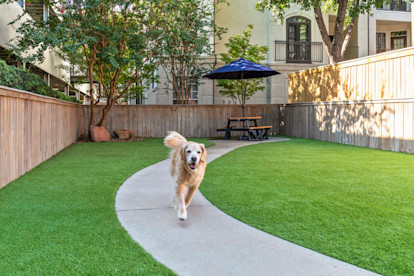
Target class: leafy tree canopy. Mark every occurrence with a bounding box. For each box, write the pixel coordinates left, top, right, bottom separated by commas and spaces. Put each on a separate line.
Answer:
8, 0, 166, 128
217, 24, 269, 105
156, 0, 226, 104
256, 0, 401, 63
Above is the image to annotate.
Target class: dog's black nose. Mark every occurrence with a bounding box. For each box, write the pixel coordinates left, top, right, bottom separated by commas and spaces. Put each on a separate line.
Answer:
191, 157, 197, 162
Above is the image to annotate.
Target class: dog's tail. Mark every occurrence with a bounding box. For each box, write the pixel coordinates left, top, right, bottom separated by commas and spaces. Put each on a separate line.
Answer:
164, 131, 187, 149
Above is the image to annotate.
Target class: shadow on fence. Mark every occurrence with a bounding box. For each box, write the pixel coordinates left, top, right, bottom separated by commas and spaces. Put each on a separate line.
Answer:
289, 47, 414, 103
283, 100, 414, 153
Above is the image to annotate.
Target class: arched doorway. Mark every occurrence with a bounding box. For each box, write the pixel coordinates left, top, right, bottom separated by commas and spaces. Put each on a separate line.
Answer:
286, 16, 311, 63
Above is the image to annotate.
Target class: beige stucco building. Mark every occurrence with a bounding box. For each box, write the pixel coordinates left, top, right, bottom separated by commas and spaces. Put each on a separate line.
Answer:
1, 0, 412, 105
146, 0, 412, 105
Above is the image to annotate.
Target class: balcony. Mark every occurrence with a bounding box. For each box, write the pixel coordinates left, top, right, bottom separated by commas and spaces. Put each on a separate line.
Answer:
377, 0, 411, 12
275, 41, 323, 63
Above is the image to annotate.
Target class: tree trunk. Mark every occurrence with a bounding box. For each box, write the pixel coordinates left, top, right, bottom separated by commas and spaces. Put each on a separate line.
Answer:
88, 62, 95, 137
97, 100, 114, 127
97, 85, 117, 127
313, 3, 349, 64
329, 46, 343, 64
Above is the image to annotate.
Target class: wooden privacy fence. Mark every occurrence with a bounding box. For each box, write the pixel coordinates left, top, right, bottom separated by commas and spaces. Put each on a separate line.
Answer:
0, 91, 280, 189
283, 99, 414, 154
286, 47, 414, 154
289, 47, 414, 103
78, 104, 281, 138
0, 86, 79, 188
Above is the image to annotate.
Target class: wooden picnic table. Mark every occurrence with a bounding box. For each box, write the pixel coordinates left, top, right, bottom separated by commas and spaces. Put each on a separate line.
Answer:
217, 116, 272, 141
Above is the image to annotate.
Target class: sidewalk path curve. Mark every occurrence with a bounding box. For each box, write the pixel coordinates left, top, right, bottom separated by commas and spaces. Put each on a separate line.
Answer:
116, 138, 379, 276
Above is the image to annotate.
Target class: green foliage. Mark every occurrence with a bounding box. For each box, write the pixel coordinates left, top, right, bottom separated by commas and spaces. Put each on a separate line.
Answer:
217, 25, 269, 104
9, 0, 165, 126
0, 60, 78, 103
256, 0, 386, 24
157, 0, 226, 104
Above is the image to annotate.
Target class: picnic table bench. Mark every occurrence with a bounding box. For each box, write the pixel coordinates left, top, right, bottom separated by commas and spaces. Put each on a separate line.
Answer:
217, 116, 271, 141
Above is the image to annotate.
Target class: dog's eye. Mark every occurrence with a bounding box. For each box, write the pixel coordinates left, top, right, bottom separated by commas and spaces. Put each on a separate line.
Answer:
197, 151, 201, 154
186, 150, 191, 153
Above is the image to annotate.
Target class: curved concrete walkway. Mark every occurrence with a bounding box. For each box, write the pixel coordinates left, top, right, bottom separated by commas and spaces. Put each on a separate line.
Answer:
116, 138, 379, 276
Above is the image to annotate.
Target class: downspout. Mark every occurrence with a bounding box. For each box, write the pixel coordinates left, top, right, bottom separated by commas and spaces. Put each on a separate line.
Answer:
212, 1, 216, 104
266, 10, 272, 104
412, 3, 414, 46
367, 14, 369, 55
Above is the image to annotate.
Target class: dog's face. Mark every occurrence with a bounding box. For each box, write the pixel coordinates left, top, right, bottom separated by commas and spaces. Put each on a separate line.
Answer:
181, 142, 206, 171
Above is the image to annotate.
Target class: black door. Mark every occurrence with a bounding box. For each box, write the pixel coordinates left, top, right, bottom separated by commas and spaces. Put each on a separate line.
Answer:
286, 17, 311, 63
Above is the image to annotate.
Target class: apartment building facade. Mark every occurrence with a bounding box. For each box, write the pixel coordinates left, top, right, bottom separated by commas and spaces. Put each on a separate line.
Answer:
0, 0, 86, 101
2, 0, 411, 105
146, 0, 413, 105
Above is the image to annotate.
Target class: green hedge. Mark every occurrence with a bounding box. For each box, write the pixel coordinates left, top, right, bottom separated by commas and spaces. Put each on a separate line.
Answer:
0, 60, 79, 103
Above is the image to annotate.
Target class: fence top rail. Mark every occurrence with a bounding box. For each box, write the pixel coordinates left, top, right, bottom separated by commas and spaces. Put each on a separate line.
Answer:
0, 85, 80, 107
84, 104, 281, 108
284, 97, 414, 107
275, 40, 323, 45
289, 46, 414, 77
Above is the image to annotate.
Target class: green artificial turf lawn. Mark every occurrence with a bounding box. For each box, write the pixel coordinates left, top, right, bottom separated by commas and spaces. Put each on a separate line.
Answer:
0, 138, 213, 275
200, 138, 414, 275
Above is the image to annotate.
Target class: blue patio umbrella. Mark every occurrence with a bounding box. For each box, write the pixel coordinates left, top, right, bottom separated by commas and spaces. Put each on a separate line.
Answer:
203, 58, 280, 116
203, 58, 280, 80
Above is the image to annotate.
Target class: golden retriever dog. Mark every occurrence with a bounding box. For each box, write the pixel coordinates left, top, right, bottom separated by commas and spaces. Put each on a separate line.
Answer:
164, 131, 207, 220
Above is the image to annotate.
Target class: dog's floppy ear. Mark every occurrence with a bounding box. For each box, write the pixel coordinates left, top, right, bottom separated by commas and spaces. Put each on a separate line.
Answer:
180, 144, 187, 161
200, 144, 207, 163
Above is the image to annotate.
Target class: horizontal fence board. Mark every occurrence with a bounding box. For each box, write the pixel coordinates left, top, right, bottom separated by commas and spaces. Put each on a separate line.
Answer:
283, 99, 414, 154
0, 87, 79, 188
289, 47, 414, 103
78, 105, 281, 138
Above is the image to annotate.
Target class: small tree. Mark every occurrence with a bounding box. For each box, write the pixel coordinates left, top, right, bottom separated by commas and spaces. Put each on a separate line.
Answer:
157, 0, 226, 104
9, 0, 165, 131
256, 0, 389, 64
217, 24, 269, 105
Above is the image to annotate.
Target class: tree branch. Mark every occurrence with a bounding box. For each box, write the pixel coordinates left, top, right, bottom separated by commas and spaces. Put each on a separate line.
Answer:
313, 5, 332, 56
341, 0, 360, 59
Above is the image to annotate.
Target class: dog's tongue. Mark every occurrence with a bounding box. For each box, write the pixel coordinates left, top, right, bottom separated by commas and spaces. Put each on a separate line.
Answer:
189, 163, 197, 170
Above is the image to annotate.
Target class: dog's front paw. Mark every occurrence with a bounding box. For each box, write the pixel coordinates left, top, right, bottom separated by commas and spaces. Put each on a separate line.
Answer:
177, 208, 187, 221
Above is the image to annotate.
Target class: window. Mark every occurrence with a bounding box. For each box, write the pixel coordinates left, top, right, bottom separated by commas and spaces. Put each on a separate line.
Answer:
150, 70, 157, 89
376, 33, 386, 53
390, 0, 407, 11
391, 31, 407, 50
173, 79, 199, 104
17, 0, 24, 8
379, 0, 410, 11
286, 16, 311, 63
43, 4, 49, 22
391, 31, 407, 36
189, 82, 199, 103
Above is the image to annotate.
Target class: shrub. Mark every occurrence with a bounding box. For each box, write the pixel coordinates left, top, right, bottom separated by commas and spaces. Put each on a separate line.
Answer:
0, 60, 79, 103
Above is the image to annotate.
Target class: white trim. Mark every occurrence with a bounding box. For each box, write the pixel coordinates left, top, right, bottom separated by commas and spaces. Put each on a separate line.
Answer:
285, 98, 414, 107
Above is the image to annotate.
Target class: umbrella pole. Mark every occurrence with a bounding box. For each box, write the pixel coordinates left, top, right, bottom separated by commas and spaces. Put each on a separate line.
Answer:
241, 76, 247, 140
241, 75, 245, 117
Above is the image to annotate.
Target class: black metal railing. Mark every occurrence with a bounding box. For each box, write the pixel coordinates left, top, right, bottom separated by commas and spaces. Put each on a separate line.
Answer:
378, 0, 411, 11
275, 41, 323, 63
